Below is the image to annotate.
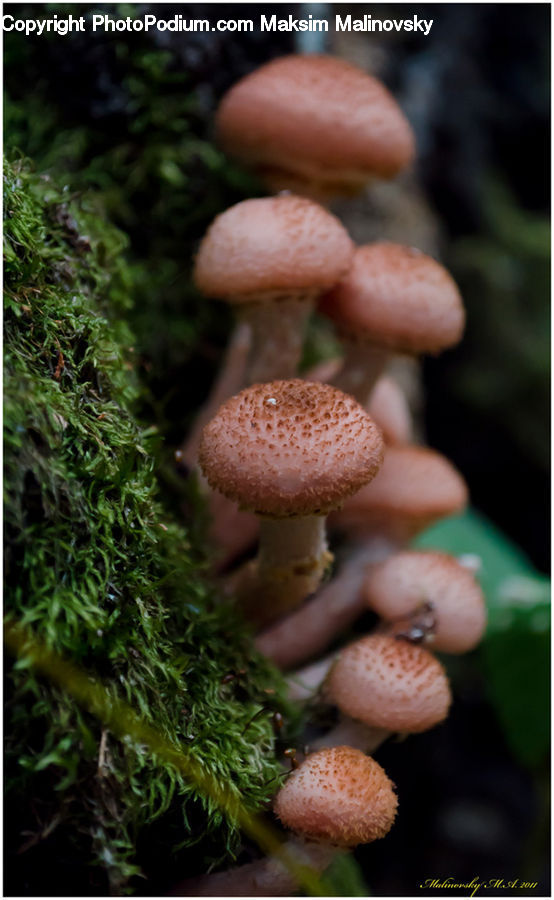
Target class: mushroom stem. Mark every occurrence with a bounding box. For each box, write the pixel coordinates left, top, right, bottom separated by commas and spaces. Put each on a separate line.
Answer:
312, 720, 390, 754
239, 292, 316, 384
332, 339, 389, 406
168, 839, 339, 897
178, 321, 251, 469
288, 654, 337, 701
255, 537, 395, 669
232, 515, 333, 628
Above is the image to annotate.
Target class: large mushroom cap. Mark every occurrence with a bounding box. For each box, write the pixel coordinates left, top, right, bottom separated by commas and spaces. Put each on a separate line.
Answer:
199, 379, 384, 517
320, 243, 465, 354
364, 550, 487, 654
274, 746, 397, 847
193, 195, 353, 301
332, 445, 468, 540
216, 55, 415, 193
325, 635, 452, 733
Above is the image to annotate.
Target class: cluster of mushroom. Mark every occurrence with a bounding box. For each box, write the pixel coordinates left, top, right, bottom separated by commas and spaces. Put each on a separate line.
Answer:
176, 54, 488, 897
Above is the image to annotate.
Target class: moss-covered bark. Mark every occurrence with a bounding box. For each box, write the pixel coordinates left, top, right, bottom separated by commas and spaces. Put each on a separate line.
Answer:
4, 157, 293, 895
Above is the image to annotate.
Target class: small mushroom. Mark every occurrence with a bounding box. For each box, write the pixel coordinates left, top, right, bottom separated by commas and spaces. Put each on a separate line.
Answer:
320, 243, 465, 406
364, 550, 487, 653
176, 746, 396, 896
274, 746, 397, 847
216, 55, 415, 200
332, 445, 468, 542
194, 195, 353, 384
320, 634, 452, 750
199, 379, 384, 626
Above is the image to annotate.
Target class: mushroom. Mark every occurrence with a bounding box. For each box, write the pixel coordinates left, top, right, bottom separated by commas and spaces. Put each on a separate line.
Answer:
216, 55, 415, 200
198, 379, 384, 626
274, 746, 397, 847
320, 243, 465, 406
317, 634, 452, 751
332, 445, 468, 543
193, 195, 353, 385
176, 746, 397, 896
364, 550, 487, 653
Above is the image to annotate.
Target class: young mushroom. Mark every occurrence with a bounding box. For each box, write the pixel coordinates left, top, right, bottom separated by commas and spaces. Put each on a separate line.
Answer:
176, 746, 397, 897
332, 445, 468, 543
274, 746, 397, 847
364, 550, 487, 653
319, 243, 465, 406
317, 634, 452, 751
193, 195, 353, 385
216, 55, 415, 200
198, 379, 384, 627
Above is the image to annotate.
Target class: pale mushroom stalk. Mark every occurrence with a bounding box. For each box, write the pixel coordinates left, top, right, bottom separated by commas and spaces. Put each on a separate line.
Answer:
177, 321, 250, 470
256, 537, 395, 669
239, 292, 317, 384
312, 720, 390, 755
332, 340, 389, 406
229, 515, 332, 627
258, 515, 329, 586
168, 839, 339, 897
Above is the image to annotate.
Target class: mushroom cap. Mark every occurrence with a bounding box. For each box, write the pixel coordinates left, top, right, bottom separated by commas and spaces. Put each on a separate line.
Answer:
368, 375, 412, 445
274, 746, 397, 847
364, 550, 487, 654
198, 380, 384, 517
320, 243, 465, 354
332, 445, 468, 540
216, 55, 415, 191
325, 635, 451, 733
193, 195, 353, 302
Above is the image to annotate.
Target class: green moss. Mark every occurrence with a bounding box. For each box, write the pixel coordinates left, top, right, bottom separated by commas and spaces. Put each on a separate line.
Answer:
4, 156, 294, 895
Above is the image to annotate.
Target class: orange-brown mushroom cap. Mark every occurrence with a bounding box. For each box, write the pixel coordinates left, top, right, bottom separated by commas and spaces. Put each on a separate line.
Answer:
320, 243, 465, 354
198, 380, 384, 517
193, 195, 353, 302
325, 635, 452, 733
216, 55, 415, 191
274, 746, 397, 847
364, 550, 487, 653
332, 445, 468, 540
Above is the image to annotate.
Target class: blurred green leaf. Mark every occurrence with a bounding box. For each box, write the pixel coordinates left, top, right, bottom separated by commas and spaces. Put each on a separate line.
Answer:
415, 510, 550, 768
319, 853, 370, 897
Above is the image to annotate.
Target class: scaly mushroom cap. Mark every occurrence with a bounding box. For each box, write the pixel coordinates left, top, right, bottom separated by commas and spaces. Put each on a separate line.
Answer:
320, 243, 465, 354
332, 445, 468, 540
216, 55, 415, 192
325, 635, 451, 732
274, 746, 397, 847
199, 380, 384, 517
193, 195, 353, 302
364, 550, 487, 653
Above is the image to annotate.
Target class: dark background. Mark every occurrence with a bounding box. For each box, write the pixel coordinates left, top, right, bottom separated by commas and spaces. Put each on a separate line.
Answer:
4, 3, 550, 896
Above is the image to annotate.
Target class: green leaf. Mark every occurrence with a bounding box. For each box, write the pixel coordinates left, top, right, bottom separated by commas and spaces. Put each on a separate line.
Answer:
415, 510, 550, 767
